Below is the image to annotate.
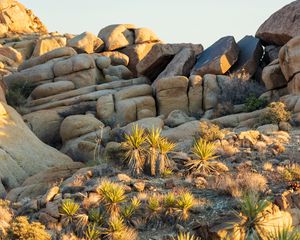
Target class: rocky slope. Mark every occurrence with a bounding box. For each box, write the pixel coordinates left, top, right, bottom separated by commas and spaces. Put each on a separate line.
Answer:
0, 0, 300, 239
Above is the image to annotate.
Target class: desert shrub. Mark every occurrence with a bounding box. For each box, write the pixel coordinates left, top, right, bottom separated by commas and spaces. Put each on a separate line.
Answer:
245, 95, 268, 112
6, 80, 34, 110
278, 164, 300, 182
213, 172, 268, 198
198, 121, 224, 142
259, 102, 291, 125
10, 216, 51, 240
176, 191, 194, 221
59, 199, 80, 225
218, 78, 265, 105
84, 223, 101, 240
0, 200, 13, 237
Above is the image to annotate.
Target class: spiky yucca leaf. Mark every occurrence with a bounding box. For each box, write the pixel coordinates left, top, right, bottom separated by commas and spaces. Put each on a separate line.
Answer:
84, 223, 101, 240
268, 226, 300, 240
158, 138, 176, 175
96, 180, 126, 217
235, 193, 271, 239
88, 208, 104, 226
163, 192, 177, 216
123, 124, 146, 176
147, 194, 161, 219
174, 232, 200, 240
185, 138, 218, 174
176, 191, 194, 221
121, 197, 141, 219
59, 199, 80, 225
146, 127, 161, 176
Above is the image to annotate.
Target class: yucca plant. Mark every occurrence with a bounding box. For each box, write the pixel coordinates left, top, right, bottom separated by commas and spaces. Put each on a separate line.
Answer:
84, 223, 102, 240
59, 199, 80, 225
235, 193, 270, 239
88, 208, 104, 226
163, 192, 177, 217
121, 196, 141, 220
158, 137, 176, 175
268, 226, 300, 240
146, 127, 161, 176
147, 194, 162, 220
104, 216, 138, 240
96, 180, 126, 217
174, 232, 199, 240
185, 138, 218, 174
123, 124, 147, 176
176, 191, 194, 221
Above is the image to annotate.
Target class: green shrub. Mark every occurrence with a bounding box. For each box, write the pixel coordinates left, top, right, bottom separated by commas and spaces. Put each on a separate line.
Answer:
245, 95, 268, 112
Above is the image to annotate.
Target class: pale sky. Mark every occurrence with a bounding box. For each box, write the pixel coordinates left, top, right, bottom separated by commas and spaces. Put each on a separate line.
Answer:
20, 0, 292, 48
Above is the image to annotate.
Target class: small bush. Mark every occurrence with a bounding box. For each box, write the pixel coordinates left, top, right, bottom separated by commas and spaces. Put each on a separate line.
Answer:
278, 164, 300, 182
6, 81, 34, 110
59, 199, 80, 225
199, 121, 224, 142
259, 102, 291, 125
174, 232, 199, 240
10, 216, 51, 240
245, 95, 268, 112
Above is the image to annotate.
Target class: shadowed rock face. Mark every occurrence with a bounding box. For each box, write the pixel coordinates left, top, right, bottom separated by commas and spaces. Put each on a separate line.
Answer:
190, 36, 239, 76
230, 35, 263, 79
256, 0, 300, 46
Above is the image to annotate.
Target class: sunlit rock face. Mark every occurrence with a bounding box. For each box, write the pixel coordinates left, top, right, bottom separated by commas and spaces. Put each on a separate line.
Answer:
0, 0, 47, 35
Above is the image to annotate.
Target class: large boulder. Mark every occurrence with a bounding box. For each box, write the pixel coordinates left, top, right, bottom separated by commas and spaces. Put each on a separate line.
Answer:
191, 36, 239, 76
0, 46, 23, 64
279, 36, 300, 93
137, 43, 203, 81
188, 75, 203, 117
32, 36, 67, 57
97, 51, 129, 66
0, 0, 47, 34
155, 76, 189, 116
30, 81, 75, 99
98, 24, 136, 51
0, 81, 5, 103
203, 74, 221, 110
230, 35, 263, 79
67, 31, 104, 53
0, 102, 73, 197
256, 1, 300, 45
134, 27, 160, 44
262, 59, 287, 90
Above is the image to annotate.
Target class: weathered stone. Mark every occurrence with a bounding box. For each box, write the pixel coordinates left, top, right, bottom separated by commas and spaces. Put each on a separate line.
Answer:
262, 59, 287, 90
0, 0, 47, 34
155, 76, 189, 116
122, 117, 164, 133
60, 114, 105, 143
257, 124, 279, 134
288, 73, 300, 93
5, 39, 36, 60
41, 186, 60, 205
256, 1, 300, 45
103, 65, 133, 80
264, 45, 281, 63
203, 74, 221, 110
137, 43, 203, 81
31, 81, 75, 99
230, 35, 263, 79
23, 109, 64, 145
134, 27, 160, 44
0, 81, 5, 103
0, 46, 23, 63
0, 102, 73, 196
95, 56, 111, 69
67, 31, 104, 53
154, 47, 198, 85
32, 36, 66, 57
19, 47, 77, 71
98, 24, 136, 51
97, 51, 129, 66
120, 42, 156, 75
165, 110, 195, 128
191, 36, 239, 76
188, 75, 203, 117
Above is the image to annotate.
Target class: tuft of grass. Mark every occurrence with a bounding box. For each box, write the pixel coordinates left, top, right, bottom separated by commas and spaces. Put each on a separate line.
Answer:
199, 121, 224, 142
96, 180, 126, 217
147, 194, 162, 219
123, 124, 146, 176
279, 164, 300, 182
176, 191, 194, 221
59, 199, 80, 225
121, 196, 141, 220
88, 208, 104, 226
185, 139, 218, 174
163, 192, 177, 216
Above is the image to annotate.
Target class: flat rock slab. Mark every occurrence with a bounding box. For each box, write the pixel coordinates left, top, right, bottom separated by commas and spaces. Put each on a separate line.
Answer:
256, 1, 300, 46
191, 36, 239, 76
230, 35, 263, 79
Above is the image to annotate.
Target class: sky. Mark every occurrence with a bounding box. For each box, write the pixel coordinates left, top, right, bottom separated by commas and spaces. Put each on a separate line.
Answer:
20, 0, 293, 48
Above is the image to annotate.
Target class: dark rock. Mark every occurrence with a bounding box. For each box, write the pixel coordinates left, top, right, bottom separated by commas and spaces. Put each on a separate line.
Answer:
191, 36, 239, 76
264, 45, 281, 63
230, 35, 263, 79
256, 1, 300, 45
